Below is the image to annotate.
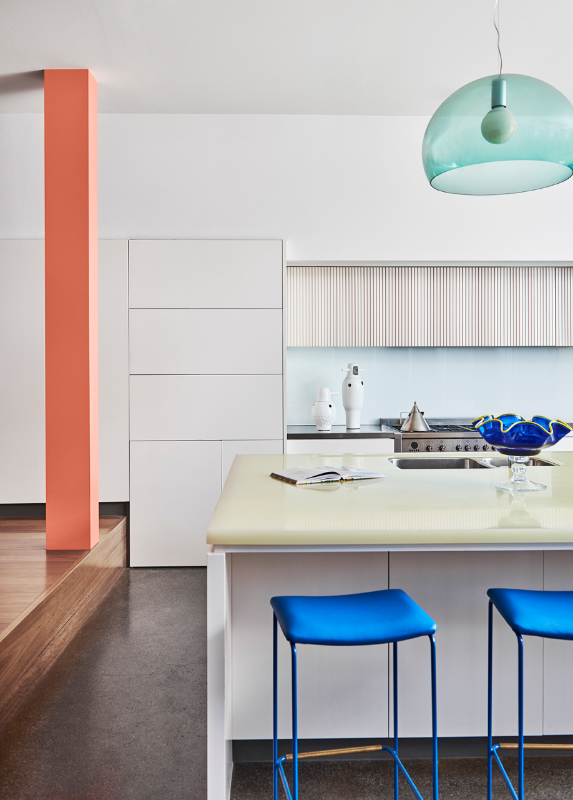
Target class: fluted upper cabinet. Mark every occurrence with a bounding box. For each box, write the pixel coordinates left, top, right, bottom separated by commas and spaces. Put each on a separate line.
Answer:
287, 266, 573, 347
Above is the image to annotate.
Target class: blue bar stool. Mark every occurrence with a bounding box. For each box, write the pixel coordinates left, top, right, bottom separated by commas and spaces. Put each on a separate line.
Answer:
271, 589, 438, 800
487, 588, 573, 800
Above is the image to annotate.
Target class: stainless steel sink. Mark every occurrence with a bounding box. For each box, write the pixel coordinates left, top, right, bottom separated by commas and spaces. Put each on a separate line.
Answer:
389, 457, 559, 470
477, 457, 559, 468
389, 458, 489, 470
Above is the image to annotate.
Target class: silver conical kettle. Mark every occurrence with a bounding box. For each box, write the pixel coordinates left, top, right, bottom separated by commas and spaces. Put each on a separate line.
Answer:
401, 401, 430, 432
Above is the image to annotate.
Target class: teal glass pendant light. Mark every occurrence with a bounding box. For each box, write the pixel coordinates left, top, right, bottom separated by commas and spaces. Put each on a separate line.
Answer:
422, 2, 573, 195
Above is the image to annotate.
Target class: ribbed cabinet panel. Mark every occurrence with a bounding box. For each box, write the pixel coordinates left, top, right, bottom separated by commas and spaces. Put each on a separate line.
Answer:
287, 266, 573, 347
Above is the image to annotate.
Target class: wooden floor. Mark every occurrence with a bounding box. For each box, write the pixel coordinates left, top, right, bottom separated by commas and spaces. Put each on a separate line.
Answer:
0, 516, 126, 737
0, 517, 122, 634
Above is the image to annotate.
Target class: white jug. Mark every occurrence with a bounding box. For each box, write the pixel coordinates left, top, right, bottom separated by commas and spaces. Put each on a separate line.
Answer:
311, 387, 338, 432
341, 363, 364, 430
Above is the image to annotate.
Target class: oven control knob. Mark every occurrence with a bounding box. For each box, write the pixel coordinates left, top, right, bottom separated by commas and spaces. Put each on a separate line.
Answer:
492, 446, 496, 451
456, 445, 462, 451
438, 445, 445, 451
426, 445, 433, 451
465, 445, 471, 451
483, 444, 489, 451
474, 444, 480, 451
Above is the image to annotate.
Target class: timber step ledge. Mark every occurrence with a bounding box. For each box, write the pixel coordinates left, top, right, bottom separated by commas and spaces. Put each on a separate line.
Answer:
0, 516, 127, 738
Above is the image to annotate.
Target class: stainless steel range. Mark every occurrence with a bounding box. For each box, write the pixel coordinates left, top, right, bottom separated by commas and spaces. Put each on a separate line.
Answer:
380, 418, 494, 454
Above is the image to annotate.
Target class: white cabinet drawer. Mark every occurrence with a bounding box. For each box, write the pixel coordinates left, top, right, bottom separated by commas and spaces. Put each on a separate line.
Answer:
287, 438, 395, 455
129, 309, 282, 375
130, 440, 221, 566
130, 375, 283, 441
129, 240, 283, 309
222, 440, 283, 486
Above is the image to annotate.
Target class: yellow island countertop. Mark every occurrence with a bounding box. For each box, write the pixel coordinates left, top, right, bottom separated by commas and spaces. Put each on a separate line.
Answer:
207, 451, 573, 549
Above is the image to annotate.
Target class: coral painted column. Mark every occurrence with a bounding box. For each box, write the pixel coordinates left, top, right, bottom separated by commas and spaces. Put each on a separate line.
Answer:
44, 70, 98, 550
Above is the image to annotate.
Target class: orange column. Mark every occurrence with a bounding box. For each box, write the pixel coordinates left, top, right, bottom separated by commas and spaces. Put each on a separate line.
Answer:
44, 70, 99, 550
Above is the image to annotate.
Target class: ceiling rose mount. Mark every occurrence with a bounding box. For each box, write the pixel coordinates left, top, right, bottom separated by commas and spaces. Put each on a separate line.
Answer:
422, 0, 573, 196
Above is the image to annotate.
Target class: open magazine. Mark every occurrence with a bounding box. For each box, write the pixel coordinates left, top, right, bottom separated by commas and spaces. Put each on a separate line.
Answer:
270, 465, 385, 486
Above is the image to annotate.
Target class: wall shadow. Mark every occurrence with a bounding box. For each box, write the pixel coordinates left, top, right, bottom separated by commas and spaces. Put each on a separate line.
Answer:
0, 71, 44, 96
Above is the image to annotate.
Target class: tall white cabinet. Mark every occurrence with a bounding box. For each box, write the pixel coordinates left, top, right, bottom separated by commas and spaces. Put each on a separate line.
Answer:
129, 240, 285, 567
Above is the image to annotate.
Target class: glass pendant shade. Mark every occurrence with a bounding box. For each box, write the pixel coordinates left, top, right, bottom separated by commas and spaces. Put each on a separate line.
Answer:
423, 74, 573, 195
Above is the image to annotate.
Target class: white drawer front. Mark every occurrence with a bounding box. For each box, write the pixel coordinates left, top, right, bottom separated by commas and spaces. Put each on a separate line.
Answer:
130, 309, 282, 375
130, 440, 221, 567
129, 240, 283, 309
130, 374, 283, 441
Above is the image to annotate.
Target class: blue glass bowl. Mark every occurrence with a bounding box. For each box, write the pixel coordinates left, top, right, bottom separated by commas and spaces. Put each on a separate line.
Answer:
472, 414, 572, 457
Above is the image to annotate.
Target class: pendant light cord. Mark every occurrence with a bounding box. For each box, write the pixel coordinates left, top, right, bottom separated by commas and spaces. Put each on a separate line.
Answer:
493, 0, 503, 74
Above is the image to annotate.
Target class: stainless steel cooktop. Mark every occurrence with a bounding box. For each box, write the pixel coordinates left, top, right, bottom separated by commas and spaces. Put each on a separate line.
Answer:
381, 418, 489, 454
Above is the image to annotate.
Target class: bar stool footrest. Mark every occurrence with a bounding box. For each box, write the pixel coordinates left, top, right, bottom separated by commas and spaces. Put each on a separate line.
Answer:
275, 746, 427, 800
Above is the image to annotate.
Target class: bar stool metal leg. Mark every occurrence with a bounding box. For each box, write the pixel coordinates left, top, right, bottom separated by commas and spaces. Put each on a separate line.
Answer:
430, 634, 438, 800
517, 635, 524, 800
487, 601, 493, 800
273, 614, 278, 800
393, 641, 399, 800
488, 601, 521, 800
291, 643, 298, 800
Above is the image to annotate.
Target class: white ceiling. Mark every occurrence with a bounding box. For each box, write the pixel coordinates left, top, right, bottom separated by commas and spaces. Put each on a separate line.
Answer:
1, 0, 572, 114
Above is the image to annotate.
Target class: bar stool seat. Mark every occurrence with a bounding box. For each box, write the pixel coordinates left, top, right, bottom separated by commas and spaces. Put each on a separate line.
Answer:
271, 588, 437, 646
488, 588, 573, 640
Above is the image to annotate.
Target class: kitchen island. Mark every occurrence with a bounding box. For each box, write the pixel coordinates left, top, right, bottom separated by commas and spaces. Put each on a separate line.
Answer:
207, 451, 573, 800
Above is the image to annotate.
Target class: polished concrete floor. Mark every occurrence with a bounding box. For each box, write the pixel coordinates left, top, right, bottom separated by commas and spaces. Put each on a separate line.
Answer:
0, 568, 206, 800
232, 757, 573, 799
1, 567, 573, 799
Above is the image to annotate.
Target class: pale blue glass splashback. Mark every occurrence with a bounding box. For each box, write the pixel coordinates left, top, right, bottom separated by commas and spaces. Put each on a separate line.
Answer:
287, 347, 573, 425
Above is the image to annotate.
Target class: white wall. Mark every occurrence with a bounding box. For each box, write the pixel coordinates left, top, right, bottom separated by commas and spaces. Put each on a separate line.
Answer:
1, 114, 573, 261
0, 239, 129, 504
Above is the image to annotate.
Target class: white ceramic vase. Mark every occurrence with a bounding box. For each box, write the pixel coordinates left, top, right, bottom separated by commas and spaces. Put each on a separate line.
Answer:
311, 387, 338, 432
341, 363, 364, 430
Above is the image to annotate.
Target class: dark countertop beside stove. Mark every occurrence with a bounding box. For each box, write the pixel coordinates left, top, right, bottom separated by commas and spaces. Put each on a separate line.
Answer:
287, 424, 396, 439
287, 425, 396, 439
287, 419, 480, 439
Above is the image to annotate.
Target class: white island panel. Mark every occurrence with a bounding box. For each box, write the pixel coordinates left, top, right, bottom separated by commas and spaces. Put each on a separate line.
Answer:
231, 552, 389, 740
389, 551, 543, 738
542, 550, 573, 734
